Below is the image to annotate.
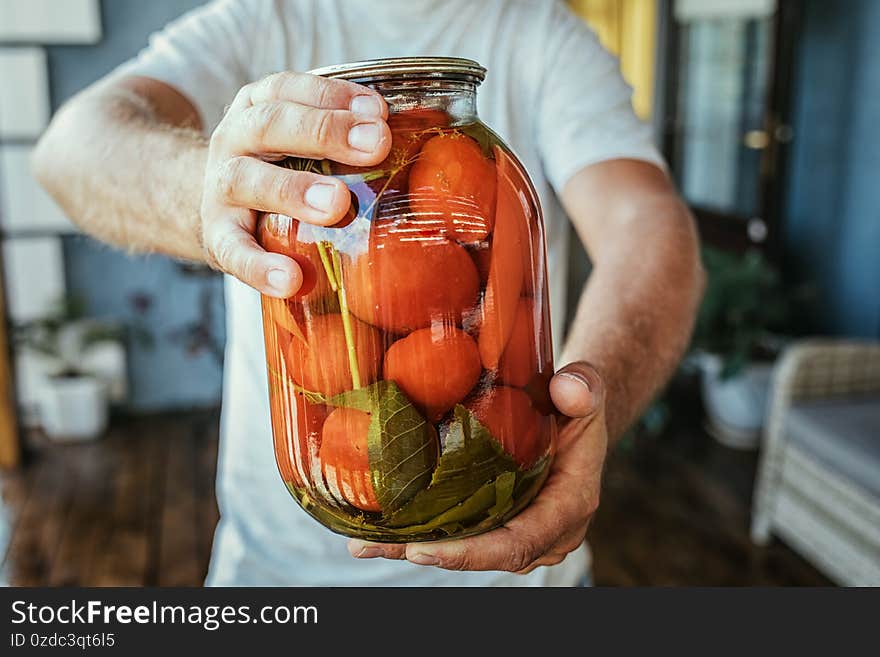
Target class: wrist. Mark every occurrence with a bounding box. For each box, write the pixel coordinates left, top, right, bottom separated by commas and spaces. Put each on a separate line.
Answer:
173, 135, 212, 263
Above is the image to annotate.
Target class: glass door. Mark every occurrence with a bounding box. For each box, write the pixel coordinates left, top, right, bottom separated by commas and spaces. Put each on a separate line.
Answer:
660, 0, 800, 256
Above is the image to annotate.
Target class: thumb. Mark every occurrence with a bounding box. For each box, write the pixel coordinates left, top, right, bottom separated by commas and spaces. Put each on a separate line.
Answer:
549, 361, 604, 419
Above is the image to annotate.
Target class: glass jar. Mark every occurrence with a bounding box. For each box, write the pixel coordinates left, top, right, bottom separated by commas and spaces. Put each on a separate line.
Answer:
258, 57, 556, 542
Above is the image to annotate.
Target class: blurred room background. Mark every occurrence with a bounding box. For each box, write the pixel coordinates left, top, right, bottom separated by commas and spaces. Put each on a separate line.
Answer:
0, 0, 877, 586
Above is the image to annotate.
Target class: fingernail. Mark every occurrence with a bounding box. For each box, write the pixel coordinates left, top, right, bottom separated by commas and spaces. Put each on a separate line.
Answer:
354, 547, 384, 559
407, 552, 440, 566
348, 122, 381, 152
557, 371, 596, 417
266, 268, 291, 293
350, 95, 383, 118
558, 371, 591, 392
304, 182, 337, 213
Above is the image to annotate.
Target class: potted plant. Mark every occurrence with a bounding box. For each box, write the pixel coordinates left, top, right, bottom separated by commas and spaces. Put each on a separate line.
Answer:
691, 247, 800, 449
12, 298, 125, 442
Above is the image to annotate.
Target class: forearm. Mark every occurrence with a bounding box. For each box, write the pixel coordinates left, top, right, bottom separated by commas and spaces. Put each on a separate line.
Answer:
560, 195, 704, 442
33, 79, 208, 261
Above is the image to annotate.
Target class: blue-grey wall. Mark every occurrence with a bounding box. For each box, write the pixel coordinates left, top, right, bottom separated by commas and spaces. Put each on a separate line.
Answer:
47, 0, 224, 411
44, 0, 880, 411
46, 0, 208, 105
784, 0, 880, 339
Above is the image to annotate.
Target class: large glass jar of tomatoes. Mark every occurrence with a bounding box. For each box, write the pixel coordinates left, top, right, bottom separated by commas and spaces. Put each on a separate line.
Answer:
259, 57, 556, 542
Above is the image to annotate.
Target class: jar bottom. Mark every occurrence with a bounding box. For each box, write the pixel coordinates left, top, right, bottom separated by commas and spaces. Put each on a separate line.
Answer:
284, 459, 551, 543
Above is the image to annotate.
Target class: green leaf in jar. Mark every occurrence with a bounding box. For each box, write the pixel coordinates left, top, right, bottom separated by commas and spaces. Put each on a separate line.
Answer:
327, 383, 375, 412
386, 404, 518, 527
514, 454, 551, 500
332, 380, 439, 513
403, 470, 517, 536
488, 470, 516, 517
456, 123, 498, 158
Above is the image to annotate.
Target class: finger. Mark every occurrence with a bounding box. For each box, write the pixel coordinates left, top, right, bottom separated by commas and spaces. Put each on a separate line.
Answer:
403, 458, 595, 572
203, 214, 303, 297
403, 523, 551, 572
404, 495, 566, 571
514, 526, 590, 575
228, 101, 391, 166
515, 552, 567, 576
549, 361, 605, 419
347, 539, 406, 560
214, 156, 351, 226
243, 71, 388, 118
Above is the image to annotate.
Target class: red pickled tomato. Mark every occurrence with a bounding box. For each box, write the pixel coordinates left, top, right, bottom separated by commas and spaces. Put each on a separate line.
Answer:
272, 393, 327, 488
320, 407, 381, 512
408, 133, 497, 243
386, 108, 451, 187
263, 295, 308, 347
258, 214, 330, 300
478, 156, 526, 370
346, 236, 480, 334
470, 245, 492, 286
384, 327, 481, 421
264, 315, 328, 488
370, 111, 453, 232
468, 386, 548, 469
335, 108, 450, 194
493, 147, 540, 296
267, 304, 304, 375
264, 315, 296, 486
389, 108, 451, 135
284, 313, 383, 397
497, 298, 538, 388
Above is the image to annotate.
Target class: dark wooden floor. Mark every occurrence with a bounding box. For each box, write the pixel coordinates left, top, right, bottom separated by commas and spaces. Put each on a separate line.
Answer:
590, 426, 831, 586
0, 412, 219, 586
0, 401, 831, 586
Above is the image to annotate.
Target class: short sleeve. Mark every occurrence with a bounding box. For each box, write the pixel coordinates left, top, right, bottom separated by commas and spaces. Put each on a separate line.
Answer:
535, 3, 666, 193
112, 0, 263, 131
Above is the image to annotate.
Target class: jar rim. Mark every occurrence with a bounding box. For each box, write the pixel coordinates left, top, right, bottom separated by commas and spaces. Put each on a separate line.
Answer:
308, 57, 486, 85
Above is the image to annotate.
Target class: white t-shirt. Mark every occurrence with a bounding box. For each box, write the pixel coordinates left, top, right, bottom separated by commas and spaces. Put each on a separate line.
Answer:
117, 0, 663, 586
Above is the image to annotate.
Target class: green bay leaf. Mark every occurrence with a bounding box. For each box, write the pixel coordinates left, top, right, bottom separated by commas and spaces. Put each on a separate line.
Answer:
403, 470, 518, 535
327, 384, 375, 412
406, 479, 495, 533
488, 470, 516, 517
333, 381, 439, 513
514, 455, 550, 499
386, 404, 518, 527
456, 123, 498, 158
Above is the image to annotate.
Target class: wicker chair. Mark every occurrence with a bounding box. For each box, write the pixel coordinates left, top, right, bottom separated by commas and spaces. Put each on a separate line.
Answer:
751, 340, 880, 586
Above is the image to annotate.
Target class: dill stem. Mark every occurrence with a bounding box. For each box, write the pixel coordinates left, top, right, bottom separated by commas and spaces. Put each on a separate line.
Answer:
317, 241, 338, 291
330, 247, 361, 390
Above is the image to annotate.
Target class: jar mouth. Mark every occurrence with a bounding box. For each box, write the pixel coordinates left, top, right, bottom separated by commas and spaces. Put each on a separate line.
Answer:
308, 57, 486, 86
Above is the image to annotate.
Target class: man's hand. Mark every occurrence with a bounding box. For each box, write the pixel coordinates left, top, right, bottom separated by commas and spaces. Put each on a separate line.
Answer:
347, 362, 607, 573
200, 71, 391, 297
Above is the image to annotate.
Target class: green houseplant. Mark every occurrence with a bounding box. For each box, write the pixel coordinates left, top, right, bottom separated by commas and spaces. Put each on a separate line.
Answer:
693, 247, 793, 378
693, 247, 800, 448
12, 297, 126, 441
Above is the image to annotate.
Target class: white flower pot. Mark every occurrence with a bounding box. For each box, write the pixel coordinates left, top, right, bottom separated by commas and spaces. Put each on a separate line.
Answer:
38, 374, 108, 442
59, 321, 129, 403
14, 347, 58, 428
80, 340, 128, 402
699, 353, 774, 450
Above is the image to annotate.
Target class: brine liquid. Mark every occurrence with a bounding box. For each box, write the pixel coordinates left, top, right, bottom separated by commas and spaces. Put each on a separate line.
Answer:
259, 113, 556, 542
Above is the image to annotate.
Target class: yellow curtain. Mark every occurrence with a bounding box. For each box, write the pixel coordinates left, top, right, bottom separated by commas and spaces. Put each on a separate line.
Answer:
567, 0, 657, 119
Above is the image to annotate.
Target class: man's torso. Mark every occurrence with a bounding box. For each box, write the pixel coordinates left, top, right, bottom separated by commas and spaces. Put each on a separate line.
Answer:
209, 0, 585, 586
